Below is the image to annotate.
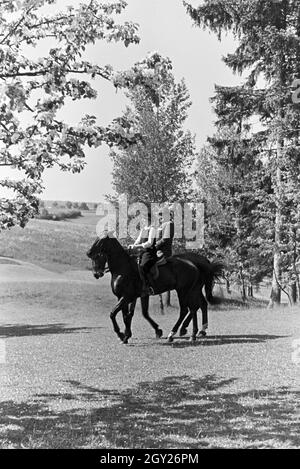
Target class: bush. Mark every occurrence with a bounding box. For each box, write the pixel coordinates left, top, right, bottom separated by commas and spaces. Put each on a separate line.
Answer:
38, 208, 50, 219
37, 209, 82, 221
79, 202, 89, 210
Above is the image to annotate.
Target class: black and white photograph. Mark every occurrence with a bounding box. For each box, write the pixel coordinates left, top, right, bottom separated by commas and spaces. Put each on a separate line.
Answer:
0, 0, 299, 453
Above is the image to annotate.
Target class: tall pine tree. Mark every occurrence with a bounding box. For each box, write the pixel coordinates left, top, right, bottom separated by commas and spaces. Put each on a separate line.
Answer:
185, 0, 300, 306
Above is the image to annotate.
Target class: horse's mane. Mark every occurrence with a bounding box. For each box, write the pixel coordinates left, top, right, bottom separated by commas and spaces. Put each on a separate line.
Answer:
87, 236, 131, 259
109, 237, 130, 256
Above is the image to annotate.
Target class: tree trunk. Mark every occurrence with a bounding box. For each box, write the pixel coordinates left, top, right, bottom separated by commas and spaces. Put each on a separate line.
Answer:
269, 249, 282, 307
239, 266, 246, 302
268, 142, 283, 308
292, 229, 299, 304
290, 282, 297, 304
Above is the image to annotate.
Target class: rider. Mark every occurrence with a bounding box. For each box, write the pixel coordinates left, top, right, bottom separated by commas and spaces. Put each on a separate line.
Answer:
156, 211, 175, 260
129, 212, 157, 296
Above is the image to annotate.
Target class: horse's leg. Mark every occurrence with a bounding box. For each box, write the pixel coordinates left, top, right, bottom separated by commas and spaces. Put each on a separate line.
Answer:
110, 297, 126, 341
179, 312, 193, 337
159, 294, 164, 315
165, 290, 171, 307
197, 291, 208, 337
140, 296, 163, 338
121, 303, 134, 344
129, 299, 136, 317
190, 309, 199, 342
167, 294, 188, 342
179, 285, 206, 336
124, 299, 136, 343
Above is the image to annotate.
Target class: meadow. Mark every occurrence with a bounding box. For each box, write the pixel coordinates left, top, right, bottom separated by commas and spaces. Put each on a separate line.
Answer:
0, 211, 299, 449
0, 211, 99, 272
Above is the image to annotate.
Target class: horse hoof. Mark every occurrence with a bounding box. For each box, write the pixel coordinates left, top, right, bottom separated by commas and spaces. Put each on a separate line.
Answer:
118, 332, 125, 341
189, 336, 197, 343
123, 338, 129, 344
156, 328, 163, 339
179, 328, 187, 337
198, 330, 207, 337
167, 335, 174, 343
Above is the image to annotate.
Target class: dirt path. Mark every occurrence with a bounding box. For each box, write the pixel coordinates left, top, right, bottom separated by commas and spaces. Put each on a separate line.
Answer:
0, 259, 299, 448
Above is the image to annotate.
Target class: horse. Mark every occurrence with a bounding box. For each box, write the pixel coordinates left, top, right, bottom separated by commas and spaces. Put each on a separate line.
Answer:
97, 257, 166, 315
87, 232, 209, 344
96, 251, 223, 337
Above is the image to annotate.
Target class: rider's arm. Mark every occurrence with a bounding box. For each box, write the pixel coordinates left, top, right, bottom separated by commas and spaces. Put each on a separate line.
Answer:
133, 229, 143, 247
142, 226, 156, 249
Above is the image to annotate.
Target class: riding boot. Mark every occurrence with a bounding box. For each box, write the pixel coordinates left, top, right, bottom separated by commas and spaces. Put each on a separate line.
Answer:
140, 270, 155, 296
146, 273, 155, 295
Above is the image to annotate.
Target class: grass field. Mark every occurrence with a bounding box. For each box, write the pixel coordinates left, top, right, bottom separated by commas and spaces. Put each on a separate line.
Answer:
0, 212, 99, 272
0, 213, 299, 449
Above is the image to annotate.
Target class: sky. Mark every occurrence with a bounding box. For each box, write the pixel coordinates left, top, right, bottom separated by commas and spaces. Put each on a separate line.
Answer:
2, 0, 240, 203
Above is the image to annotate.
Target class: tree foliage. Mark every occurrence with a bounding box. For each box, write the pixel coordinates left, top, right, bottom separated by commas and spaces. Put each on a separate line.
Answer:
194, 127, 272, 298
110, 53, 195, 205
0, 0, 142, 230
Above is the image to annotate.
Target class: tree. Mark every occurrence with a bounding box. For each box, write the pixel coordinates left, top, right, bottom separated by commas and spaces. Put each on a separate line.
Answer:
0, 0, 141, 230
194, 127, 271, 300
185, 0, 300, 306
110, 53, 195, 206
66, 201, 73, 209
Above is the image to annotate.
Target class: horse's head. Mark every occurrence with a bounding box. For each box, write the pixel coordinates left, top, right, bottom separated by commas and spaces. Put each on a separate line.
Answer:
86, 231, 115, 279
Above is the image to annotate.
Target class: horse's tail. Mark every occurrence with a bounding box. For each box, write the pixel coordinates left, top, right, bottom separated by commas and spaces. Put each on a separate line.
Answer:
205, 261, 225, 304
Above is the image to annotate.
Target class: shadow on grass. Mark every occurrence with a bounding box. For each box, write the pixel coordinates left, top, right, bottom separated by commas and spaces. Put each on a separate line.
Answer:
158, 334, 288, 348
0, 375, 298, 449
0, 323, 102, 338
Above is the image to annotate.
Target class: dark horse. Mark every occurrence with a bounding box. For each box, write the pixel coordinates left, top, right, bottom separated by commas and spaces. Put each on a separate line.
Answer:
92, 251, 223, 338
87, 233, 223, 343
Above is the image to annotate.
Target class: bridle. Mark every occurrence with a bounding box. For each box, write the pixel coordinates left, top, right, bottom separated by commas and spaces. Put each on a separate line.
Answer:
92, 250, 110, 278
